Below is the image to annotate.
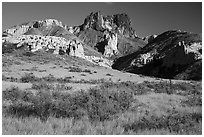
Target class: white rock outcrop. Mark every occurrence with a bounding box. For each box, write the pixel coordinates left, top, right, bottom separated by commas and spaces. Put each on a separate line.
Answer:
3, 19, 65, 37
3, 35, 84, 58
2, 35, 113, 68
84, 56, 113, 68
103, 32, 118, 57
163, 41, 202, 67
130, 41, 202, 67
67, 26, 81, 34
103, 20, 112, 31
4, 25, 31, 37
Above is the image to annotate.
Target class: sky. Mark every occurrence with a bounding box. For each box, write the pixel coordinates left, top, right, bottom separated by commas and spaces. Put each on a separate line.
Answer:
2, 2, 202, 37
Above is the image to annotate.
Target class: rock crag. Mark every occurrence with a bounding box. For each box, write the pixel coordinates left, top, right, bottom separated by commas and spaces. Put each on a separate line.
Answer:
72, 11, 146, 58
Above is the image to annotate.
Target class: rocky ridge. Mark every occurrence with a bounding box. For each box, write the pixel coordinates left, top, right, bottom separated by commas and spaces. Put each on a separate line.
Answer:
2, 14, 202, 80
3, 19, 66, 37
2, 19, 113, 68
143, 34, 158, 44
112, 30, 202, 80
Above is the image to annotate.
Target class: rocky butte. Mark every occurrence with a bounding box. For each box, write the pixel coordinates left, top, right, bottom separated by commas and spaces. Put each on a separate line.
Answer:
72, 11, 147, 59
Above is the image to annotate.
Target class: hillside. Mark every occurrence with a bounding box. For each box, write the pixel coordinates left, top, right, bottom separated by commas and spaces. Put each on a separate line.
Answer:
112, 30, 202, 80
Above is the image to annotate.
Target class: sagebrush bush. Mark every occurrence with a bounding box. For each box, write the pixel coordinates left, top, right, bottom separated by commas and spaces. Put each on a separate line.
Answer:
32, 82, 72, 91
57, 77, 72, 83
32, 82, 55, 90
3, 85, 134, 122
99, 81, 149, 95
123, 112, 202, 134
86, 88, 134, 121
69, 67, 83, 72
141, 80, 202, 96
41, 74, 57, 83
2, 75, 18, 82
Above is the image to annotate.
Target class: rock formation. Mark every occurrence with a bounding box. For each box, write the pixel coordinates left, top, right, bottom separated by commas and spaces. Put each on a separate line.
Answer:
2, 18, 115, 68
67, 26, 81, 34
76, 11, 146, 58
143, 34, 158, 44
2, 35, 84, 57
3, 19, 66, 37
2, 34, 112, 68
103, 32, 118, 57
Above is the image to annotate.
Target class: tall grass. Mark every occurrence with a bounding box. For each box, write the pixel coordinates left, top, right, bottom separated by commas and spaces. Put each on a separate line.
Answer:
3, 84, 134, 121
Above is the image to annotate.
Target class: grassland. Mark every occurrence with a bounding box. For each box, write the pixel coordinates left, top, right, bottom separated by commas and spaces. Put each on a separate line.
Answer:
2, 77, 202, 135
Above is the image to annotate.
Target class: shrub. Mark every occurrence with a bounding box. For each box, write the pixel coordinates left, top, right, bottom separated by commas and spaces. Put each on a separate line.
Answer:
141, 80, 201, 96
20, 73, 39, 83
55, 84, 72, 91
83, 69, 92, 74
99, 81, 149, 95
32, 82, 55, 90
2, 75, 18, 82
3, 87, 24, 101
106, 73, 112, 76
86, 88, 134, 121
57, 76, 72, 83
41, 74, 57, 83
69, 67, 83, 72
181, 95, 202, 106
22, 52, 36, 57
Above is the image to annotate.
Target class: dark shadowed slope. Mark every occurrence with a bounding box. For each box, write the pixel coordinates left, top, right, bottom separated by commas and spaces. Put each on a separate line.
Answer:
112, 30, 202, 80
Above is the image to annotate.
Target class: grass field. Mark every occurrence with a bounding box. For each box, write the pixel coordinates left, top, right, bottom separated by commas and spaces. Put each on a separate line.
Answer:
2, 50, 202, 135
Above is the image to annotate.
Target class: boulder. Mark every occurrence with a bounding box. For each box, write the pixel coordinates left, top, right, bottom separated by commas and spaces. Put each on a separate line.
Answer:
69, 40, 85, 57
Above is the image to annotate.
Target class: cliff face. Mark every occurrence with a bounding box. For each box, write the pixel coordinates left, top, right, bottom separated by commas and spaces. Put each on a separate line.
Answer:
112, 30, 202, 80
73, 12, 146, 58
80, 12, 137, 38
